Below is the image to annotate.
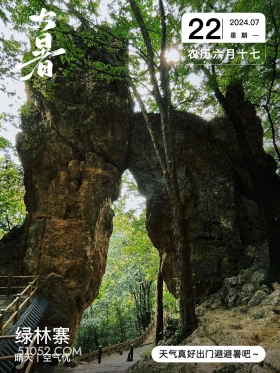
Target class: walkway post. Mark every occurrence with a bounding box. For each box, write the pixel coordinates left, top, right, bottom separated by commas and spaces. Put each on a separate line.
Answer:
15, 362, 24, 372
0, 311, 4, 335
28, 283, 33, 307
15, 294, 21, 321
6, 275, 11, 297
98, 346, 102, 364
130, 344, 134, 361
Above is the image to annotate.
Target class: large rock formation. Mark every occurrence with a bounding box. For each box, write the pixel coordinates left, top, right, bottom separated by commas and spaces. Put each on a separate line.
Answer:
130, 284, 280, 373
16, 67, 131, 340
129, 88, 280, 301
0, 60, 277, 342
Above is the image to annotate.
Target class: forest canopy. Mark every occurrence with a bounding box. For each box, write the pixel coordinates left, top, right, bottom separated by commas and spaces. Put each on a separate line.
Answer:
0, 0, 279, 165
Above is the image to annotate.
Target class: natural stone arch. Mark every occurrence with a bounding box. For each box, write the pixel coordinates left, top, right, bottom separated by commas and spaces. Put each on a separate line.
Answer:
13, 66, 279, 342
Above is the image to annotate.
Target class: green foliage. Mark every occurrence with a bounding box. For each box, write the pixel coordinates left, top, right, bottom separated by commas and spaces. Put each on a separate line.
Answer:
75, 172, 176, 352
75, 172, 159, 353
163, 287, 178, 314
20, 101, 37, 117
0, 151, 26, 238
160, 316, 181, 345
0, 127, 25, 238
0, 1, 24, 98
194, 0, 280, 163
0, 135, 9, 150
1, 0, 278, 163
141, 345, 153, 361
75, 172, 177, 353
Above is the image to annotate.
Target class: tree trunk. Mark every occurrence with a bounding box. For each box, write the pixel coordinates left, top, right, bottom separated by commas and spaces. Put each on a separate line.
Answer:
170, 189, 197, 337
155, 257, 164, 344
128, 0, 198, 339
163, 111, 197, 337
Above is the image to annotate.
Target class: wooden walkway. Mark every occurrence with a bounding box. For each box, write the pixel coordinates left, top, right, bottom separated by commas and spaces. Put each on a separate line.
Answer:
0, 275, 39, 336
0, 295, 15, 309
0, 295, 28, 309
0, 294, 28, 326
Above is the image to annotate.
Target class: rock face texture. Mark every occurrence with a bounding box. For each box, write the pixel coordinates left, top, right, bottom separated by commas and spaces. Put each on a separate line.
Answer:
129, 88, 280, 301
8, 65, 279, 342
16, 69, 131, 340
130, 284, 280, 373
0, 225, 27, 276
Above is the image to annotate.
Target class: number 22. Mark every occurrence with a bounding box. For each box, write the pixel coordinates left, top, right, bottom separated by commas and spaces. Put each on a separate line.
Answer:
189, 18, 221, 40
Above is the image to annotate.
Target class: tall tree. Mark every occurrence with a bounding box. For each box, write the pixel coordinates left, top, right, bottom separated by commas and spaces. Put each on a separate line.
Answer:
155, 256, 164, 344
126, 0, 197, 337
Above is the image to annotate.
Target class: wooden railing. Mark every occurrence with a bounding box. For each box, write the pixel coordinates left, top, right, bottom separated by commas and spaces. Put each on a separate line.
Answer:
0, 276, 40, 336
15, 333, 37, 373
71, 314, 170, 363
0, 333, 37, 373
